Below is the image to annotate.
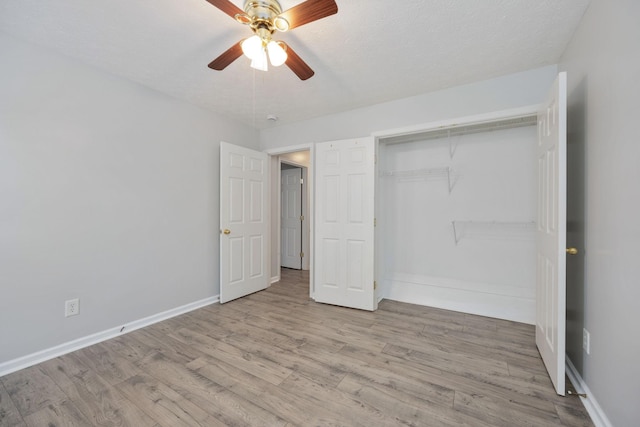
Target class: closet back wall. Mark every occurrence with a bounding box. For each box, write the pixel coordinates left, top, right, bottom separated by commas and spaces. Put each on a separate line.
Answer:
378, 125, 537, 324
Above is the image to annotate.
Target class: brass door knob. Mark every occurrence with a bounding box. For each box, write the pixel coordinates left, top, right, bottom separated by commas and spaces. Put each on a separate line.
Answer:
566, 247, 578, 255
222, 229, 231, 235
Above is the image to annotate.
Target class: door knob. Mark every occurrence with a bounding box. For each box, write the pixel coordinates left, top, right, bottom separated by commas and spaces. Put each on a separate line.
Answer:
222, 229, 231, 235
566, 247, 578, 255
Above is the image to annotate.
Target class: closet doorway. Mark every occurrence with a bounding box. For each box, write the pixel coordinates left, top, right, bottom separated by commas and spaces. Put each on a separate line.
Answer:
376, 114, 540, 324
373, 72, 567, 395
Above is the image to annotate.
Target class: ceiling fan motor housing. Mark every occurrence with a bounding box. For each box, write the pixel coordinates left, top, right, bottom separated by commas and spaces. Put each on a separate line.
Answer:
239, 0, 286, 35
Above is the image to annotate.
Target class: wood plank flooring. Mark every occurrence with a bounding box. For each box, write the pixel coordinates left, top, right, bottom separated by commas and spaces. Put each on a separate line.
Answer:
1, 268, 593, 426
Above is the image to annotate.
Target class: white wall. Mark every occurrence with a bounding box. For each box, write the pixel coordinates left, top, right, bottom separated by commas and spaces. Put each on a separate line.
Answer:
559, 0, 640, 425
260, 66, 558, 150
0, 33, 258, 366
379, 126, 537, 323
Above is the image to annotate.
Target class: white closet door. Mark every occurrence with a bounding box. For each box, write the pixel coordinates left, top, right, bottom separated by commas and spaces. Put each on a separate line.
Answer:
281, 167, 302, 269
219, 142, 269, 304
314, 137, 376, 311
536, 72, 567, 395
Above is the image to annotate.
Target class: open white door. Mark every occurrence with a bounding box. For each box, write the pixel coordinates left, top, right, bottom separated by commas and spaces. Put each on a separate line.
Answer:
314, 137, 376, 311
219, 142, 269, 303
281, 168, 303, 269
536, 72, 567, 395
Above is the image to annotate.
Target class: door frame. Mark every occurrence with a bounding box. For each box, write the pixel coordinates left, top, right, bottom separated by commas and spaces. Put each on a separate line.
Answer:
372, 104, 541, 304
265, 143, 315, 298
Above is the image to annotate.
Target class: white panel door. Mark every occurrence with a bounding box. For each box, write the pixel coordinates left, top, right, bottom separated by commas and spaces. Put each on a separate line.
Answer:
536, 72, 567, 395
281, 168, 302, 269
220, 142, 269, 303
314, 137, 376, 311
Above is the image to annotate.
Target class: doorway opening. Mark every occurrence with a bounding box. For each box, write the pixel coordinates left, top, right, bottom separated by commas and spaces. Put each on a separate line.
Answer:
267, 146, 313, 297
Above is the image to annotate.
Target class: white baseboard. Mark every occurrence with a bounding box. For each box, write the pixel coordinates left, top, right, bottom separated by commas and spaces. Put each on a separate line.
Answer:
0, 295, 219, 378
384, 273, 535, 324
271, 275, 281, 284
565, 357, 612, 427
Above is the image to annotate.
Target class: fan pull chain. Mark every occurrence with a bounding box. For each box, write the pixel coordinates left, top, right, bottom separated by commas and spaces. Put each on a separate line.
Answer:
252, 68, 256, 129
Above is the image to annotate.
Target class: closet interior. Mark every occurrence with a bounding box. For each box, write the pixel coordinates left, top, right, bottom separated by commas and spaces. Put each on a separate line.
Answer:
376, 115, 539, 324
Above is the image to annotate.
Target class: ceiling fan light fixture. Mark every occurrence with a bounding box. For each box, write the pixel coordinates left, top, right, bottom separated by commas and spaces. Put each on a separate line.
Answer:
250, 48, 269, 71
241, 35, 263, 59
205, 0, 339, 79
267, 40, 287, 66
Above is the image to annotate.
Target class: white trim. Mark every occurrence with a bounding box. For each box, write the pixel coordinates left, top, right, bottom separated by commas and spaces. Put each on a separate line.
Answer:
385, 276, 535, 324
271, 275, 281, 284
372, 105, 540, 140
308, 144, 315, 297
264, 143, 313, 156
566, 358, 613, 427
0, 296, 219, 377
391, 272, 535, 298
301, 167, 310, 271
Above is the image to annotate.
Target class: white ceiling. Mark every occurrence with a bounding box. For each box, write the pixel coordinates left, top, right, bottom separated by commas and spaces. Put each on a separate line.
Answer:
0, 0, 590, 129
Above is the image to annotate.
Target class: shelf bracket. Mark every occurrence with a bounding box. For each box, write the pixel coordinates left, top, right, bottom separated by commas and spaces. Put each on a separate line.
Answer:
452, 221, 460, 245
448, 131, 461, 159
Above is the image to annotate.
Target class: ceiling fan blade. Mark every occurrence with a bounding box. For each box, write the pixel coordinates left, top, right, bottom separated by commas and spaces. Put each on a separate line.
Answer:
208, 41, 243, 70
282, 43, 314, 80
203, 0, 244, 20
279, 0, 338, 30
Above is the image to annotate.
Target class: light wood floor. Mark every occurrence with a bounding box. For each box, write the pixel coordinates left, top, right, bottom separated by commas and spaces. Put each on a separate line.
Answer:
1, 269, 592, 426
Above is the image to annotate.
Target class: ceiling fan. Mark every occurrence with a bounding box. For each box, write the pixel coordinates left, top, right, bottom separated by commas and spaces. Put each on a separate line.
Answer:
205, 0, 338, 80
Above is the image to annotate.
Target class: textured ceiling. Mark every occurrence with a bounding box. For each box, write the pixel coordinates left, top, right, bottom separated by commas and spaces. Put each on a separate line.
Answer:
0, 0, 590, 129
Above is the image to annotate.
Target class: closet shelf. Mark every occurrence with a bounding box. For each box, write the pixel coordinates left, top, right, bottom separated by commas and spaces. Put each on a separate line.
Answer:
380, 167, 453, 193
451, 220, 536, 245
378, 114, 538, 152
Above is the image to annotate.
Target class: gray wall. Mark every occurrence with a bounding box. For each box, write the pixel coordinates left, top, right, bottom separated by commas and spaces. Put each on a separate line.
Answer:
0, 33, 258, 365
559, 0, 640, 425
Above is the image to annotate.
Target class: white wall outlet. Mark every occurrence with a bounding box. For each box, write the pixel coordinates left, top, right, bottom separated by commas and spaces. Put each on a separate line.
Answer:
583, 328, 590, 354
65, 298, 80, 317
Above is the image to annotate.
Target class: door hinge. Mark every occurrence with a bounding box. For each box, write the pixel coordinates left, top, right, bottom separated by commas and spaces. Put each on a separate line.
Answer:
300, 252, 304, 258
374, 281, 378, 290
300, 215, 304, 221
300, 178, 304, 184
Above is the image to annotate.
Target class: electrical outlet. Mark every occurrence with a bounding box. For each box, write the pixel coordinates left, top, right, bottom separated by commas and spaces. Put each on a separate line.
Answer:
65, 298, 80, 317
583, 328, 590, 354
